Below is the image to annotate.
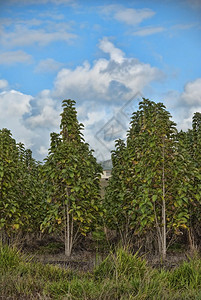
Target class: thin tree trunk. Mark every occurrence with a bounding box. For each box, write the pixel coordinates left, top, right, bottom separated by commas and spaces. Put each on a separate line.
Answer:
153, 202, 162, 255
161, 136, 166, 260
188, 227, 196, 252
70, 213, 74, 255
65, 201, 71, 256
64, 187, 73, 257
64, 200, 67, 254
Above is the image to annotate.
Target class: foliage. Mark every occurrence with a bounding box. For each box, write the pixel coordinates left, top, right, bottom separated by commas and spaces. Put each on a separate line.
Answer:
177, 112, 201, 248
104, 139, 135, 244
0, 129, 44, 236
41, 99, 103, 256
104, 98, 201, 257
0, 97, 200, 259
0, 129, 21, 232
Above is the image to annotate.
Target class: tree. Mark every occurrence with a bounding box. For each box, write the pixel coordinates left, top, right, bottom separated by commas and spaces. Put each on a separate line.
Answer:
105, 99, 193, 259
0, 128, 20, 235
17, 143, 46, 235
192, 112, 201, 168
0, 129, 45, 242
177, 113, 201, 249
104, 139, 135, 245
41, 99, 102, 256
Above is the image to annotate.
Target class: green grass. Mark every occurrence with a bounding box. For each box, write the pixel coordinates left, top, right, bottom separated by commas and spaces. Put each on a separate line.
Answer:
1, 245, 201, 299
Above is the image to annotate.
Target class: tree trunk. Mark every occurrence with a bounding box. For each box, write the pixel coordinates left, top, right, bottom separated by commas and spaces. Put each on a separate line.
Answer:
188, 227, 196, 253
161, 136, 166, 260
64, 188, 73, 257
65, 201, 70, 256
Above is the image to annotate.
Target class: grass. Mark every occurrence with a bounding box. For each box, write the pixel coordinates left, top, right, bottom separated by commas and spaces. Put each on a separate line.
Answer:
1, 245, 201, 299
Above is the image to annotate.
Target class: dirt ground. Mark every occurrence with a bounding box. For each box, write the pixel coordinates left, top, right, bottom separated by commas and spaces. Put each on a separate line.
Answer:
23, 235, 196, 272
32, 249, 190, 272
34, 250, 102, 272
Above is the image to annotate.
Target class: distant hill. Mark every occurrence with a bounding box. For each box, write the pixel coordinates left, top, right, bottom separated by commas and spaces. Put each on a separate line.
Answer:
100, 159, 112, 170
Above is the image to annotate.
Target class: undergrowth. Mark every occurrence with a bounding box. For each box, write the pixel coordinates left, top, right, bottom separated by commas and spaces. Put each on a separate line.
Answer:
1, 245, 201, 299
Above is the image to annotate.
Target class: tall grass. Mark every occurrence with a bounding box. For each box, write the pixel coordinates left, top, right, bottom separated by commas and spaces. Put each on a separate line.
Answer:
0, 244, 22, 270
1, 245, 201, 299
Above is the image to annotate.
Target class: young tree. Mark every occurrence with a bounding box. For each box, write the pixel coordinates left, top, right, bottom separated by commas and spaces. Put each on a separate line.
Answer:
104, 139, 136, 245
41, 99, 102, 256
105, 99, 193, 259
17, 143, 46, 234
0, 129, 45, 241
0, 129, 20, 235
177, 113, 201, 249
192, 112, 201, 168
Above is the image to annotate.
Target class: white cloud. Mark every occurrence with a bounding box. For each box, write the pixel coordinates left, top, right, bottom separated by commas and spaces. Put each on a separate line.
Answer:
0, 90, 31, 115
27, 105, 59, 128
178, 106, 201, 131
24, 89, 62, 160
0, 79, 8, 90
163, 78, 201, 131
26, 89, 60, 129
101, 5, 155, 26
0, 90, 34, 147
38, 145, 49, 156
39, 11, 64, 20
171, 23, 198, 30
133, 26, 165, 36
0, 50, 33, 65
114, 8, 155, 26
1, 26, 76, 47
35, 58, 64, 73
99, 37, 124, 63
0, 16, 76, 50
0, 87, 61, 160
53, 37, 163, 102
181, 78, 201, 106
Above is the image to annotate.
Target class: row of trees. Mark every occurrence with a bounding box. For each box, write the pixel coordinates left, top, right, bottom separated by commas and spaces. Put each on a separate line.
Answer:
104, 99, 201, 258
0, 98, 200, 258
0, 100, 103, 256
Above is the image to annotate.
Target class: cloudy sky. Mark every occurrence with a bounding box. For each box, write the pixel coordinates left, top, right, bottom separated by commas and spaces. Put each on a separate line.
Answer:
0, 0, 201, 162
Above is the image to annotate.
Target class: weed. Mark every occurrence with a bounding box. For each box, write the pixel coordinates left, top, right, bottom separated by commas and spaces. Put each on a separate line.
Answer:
0, 244, 22, 270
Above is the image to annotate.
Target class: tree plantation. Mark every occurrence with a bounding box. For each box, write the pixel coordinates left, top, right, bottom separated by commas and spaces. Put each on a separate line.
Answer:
0, 98, 201, 258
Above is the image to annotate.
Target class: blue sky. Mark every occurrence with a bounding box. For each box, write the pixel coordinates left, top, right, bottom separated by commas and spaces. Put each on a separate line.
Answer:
0, 0, 201, 161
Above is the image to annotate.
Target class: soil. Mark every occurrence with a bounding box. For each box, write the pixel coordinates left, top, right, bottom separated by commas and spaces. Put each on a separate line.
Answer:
146, 252, 189, 270
33, 250, 99, 272
32, 249, 191, 272
23, 236, 197, 272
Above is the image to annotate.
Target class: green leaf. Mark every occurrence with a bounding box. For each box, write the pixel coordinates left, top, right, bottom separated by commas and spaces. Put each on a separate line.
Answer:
152, 195, 157, 202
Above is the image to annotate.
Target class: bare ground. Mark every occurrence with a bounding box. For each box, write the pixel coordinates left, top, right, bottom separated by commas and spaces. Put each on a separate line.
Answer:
32, 249, 191, 272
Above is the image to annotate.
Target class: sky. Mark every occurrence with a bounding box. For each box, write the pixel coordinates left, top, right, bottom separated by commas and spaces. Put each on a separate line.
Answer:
0, 0, 201, 162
